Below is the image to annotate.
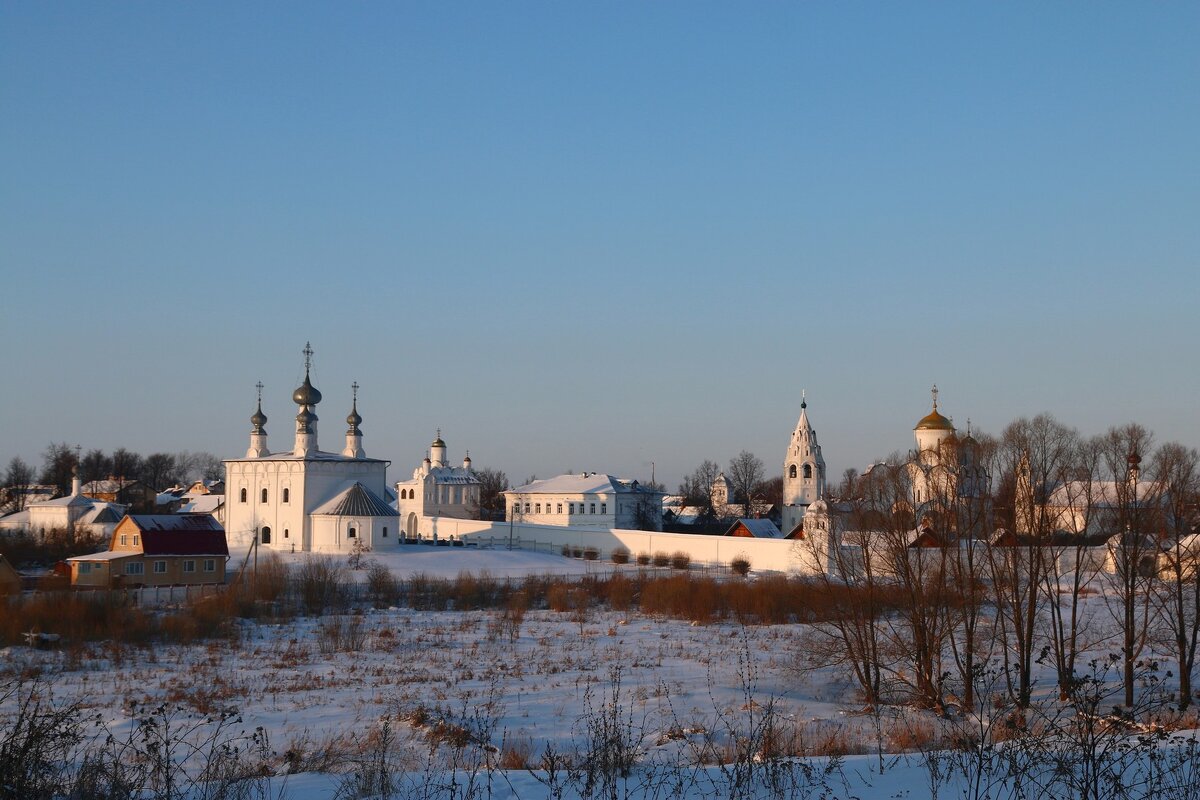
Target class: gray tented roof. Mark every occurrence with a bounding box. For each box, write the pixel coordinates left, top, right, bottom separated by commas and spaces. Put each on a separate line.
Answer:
313, 482, 399, 517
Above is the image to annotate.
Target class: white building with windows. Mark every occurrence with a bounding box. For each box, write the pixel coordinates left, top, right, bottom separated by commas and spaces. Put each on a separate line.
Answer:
0, 469, 125, 540
395, 431, 481, 539
504, 473, 664, 531
223, 345, 397, 553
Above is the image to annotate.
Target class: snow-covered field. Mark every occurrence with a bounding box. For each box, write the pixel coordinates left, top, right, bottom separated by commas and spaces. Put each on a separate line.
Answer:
3, 547, 1199, 799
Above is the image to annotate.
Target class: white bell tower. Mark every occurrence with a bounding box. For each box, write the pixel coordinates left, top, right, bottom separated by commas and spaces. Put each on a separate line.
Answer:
782, 392, 826, 535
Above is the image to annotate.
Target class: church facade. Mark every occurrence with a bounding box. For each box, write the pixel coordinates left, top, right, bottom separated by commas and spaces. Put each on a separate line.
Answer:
223, 345, 397, 553
395, 431, 481, 539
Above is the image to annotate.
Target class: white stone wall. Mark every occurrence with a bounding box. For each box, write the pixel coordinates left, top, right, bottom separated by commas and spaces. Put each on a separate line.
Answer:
441, 518, 829, 575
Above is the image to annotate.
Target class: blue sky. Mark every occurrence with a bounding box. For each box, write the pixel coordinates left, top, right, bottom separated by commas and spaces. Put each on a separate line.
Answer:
2, 2, 1197, 490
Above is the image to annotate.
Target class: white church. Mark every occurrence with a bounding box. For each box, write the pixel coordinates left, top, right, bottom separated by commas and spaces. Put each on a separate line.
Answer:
223, 345, 398, 553
395, 431, 481, 540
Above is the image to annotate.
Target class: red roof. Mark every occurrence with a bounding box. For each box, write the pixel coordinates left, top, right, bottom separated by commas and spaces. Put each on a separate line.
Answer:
124, 514, 228, 557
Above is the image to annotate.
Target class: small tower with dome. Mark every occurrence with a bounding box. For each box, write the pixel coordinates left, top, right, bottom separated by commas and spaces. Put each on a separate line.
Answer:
246, 382, 270, 458
343, 382, 365, 459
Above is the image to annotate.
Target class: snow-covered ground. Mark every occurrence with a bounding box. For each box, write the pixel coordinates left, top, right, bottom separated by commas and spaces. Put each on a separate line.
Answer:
3, 547, 1199, 799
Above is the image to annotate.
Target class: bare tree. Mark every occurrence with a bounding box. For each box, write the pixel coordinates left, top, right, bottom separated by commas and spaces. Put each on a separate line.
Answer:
474, 467, 509, 520
140, 452, 180, 491
1098, 423, 1156, 710
873, 460, 955, 709
678, 459, 720, 519
1038, 433, 1104, 699
175, 451, 223, 484
1149, 442, 1200, 711
78, 449, 112, 485
989, 414, 1075, 708
39, 442, 78, 496
727, 451, 765, 518
2, 457, 35, 512
796, 485, 889, 709
110, 448, 142, 483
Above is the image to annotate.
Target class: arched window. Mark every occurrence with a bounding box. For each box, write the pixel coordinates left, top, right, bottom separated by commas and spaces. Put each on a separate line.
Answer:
348, 527, 357, 539
803, 464, 813, 479
240, 488, 247, 503
283, 488, 290, 503
283, 529, 289, 539
789, 465, 797, 479
382, 527, 388, 538
261, 488, 268, 503
260, 526, 271, 544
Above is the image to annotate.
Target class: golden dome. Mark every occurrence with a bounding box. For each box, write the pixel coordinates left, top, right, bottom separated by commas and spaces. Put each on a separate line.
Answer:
915, 409, 954, 431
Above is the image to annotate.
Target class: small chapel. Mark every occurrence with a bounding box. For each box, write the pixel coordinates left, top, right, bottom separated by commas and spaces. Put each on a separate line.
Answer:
223, 344, 397, 553
395, 431, 481, 540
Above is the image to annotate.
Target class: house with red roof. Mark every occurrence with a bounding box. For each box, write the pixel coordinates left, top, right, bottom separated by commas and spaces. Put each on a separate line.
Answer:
66, 514, 229, 588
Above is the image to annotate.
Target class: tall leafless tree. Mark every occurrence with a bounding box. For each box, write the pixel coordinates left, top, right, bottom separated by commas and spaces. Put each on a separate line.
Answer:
1149, 442, 1200, 711
989, 415, 1075, 708
1099, 423, 1157, 710
678, 459, 720, 520
2, 457, 35, 513
727, 451, 765, 518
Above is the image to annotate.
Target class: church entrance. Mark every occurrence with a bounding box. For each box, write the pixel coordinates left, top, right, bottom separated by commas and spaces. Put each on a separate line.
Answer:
405, 513, 418, 540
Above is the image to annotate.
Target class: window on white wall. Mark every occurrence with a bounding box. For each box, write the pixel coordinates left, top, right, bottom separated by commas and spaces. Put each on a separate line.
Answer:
601, 503, 606, 515
590, 503, 596, 514
557, 503, 562, 514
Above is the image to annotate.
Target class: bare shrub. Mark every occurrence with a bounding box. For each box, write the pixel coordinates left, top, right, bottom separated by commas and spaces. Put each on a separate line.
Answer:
547, 582, 570, 612
636, 552, 652, 566
366, 561, 400, 607
571, 546, 584, 559
607, 573, 636, 612
499, 732, 533, 770
295, 556, 347, 615
577, 666, 642, 797
652, 551, 670, 568
0, 677, 88, 798
731, 555, 751, 576
611, 547, 630, 564
452, 570, 498, 610
670, 551, 691, 570
583, 547, 600, 561
317, 615, 367, 654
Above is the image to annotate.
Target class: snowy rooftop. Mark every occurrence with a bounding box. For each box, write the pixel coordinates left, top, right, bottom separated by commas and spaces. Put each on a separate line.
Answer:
507, 473, 663, 496
224, 450, 387, 464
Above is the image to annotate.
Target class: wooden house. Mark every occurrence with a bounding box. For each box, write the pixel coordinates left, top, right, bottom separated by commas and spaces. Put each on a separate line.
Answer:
724, 518, 783, 538
67, 514, 229, 588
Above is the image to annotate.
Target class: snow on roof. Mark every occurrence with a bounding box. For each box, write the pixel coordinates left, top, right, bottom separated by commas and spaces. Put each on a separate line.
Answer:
178, 495, 223, 514
312, 482, 399, 517
507, 473, 663, 496
426, 467, 481, 485
67, 550, 138, 563
224, 450, 387, 464
82, 479, 144, 493
37, 493, 93, 508
1046, 480, 1163, 508
727, 519, 783, 538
